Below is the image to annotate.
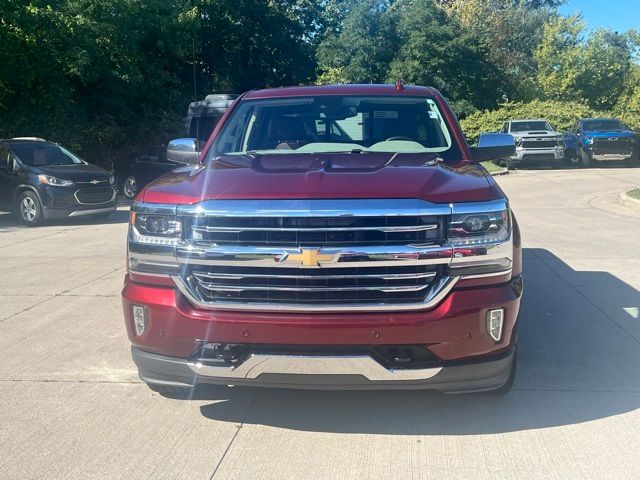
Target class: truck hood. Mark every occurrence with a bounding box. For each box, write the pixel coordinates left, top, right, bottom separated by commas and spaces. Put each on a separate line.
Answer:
582, 130, 636, 138
140, 152, 493, 204
511, 130, 559, 138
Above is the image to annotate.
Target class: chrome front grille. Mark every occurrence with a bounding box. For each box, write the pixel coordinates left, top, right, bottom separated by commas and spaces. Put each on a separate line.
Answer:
188, 215, 444, 247
128, 198, 513, 312
185, 264, 440, 305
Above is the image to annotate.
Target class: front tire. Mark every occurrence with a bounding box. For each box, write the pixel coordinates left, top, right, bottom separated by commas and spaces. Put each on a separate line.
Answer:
17, 191, 44, 226
624, 155, 639, 168
122, 176, 138, 199
506, 159, 517, 170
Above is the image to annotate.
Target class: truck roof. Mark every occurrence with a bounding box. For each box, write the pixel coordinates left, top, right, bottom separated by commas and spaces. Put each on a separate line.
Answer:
244, 84, 439, 99
510, 119, 549, 123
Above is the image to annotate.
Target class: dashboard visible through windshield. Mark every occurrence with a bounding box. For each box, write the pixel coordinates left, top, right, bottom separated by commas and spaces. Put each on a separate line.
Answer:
207, 96, 460, 161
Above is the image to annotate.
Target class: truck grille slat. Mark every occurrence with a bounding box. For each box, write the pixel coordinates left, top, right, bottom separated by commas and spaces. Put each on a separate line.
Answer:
188, 215, 444, 247
185, 264, 441, 306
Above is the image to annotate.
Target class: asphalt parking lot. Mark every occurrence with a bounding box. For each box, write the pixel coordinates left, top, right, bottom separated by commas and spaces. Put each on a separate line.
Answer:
1, 167, 640, 480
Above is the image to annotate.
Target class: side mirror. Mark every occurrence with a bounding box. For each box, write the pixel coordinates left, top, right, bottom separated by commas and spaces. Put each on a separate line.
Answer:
167, 138, 199, 165
470, 133, 516, 163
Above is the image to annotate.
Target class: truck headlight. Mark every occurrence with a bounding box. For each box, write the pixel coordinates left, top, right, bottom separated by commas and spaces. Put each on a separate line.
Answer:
38, 174, 74, 187
130, 212, 182, 245
448, 202, 513, 277
448, 210, 510, 246
585, 138, 594, 145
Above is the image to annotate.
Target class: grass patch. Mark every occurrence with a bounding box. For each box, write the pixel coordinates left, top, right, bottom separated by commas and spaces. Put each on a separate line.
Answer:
481, 161, 505, 174
627, 188, 640, 200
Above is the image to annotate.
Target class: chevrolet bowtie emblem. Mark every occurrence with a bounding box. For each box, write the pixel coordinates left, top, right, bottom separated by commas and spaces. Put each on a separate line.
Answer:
283, 249, 335, 267
90, 179, 100, 185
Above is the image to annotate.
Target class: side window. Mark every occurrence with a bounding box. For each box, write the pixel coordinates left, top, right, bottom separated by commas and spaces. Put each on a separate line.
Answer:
501, 122, 509, 133
0, 145, 13, 170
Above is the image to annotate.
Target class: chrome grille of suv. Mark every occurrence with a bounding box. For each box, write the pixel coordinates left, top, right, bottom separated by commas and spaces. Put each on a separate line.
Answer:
188, 215, 444, 247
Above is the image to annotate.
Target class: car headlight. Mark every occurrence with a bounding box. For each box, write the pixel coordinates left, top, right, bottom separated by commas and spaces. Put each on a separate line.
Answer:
585, 138, 594, 145
447, 204, 513, 277
448, 210, 510, 246
130, 212, 182, 245
38, 175, 74, 187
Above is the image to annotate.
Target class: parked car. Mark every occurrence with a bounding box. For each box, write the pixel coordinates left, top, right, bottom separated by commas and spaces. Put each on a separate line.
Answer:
113, 147, 180, 200
0, 138, 117, 226
499, 119, 565, 169
122, 84, 522, 397
568, 118, 638, 167
113, 94, 237, 199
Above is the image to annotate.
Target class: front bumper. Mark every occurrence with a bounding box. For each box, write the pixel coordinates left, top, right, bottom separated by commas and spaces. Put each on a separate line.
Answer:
132, 345, 515, 393
512, 147, 564, 163
123, 276, 521, 391
41, 185, 117, 219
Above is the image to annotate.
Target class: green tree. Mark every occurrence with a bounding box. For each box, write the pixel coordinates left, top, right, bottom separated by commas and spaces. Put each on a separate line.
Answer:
536, 16, 634, 109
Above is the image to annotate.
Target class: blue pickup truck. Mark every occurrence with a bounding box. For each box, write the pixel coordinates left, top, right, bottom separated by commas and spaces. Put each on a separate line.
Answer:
566, 118, 638, 168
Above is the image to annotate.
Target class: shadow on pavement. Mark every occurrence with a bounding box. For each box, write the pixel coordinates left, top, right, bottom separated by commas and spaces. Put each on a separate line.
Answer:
196, 248, 640, 435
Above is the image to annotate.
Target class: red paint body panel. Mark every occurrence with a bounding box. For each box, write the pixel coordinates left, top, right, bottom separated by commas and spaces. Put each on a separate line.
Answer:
123, 278, 519, 360
141, 162, 491, 204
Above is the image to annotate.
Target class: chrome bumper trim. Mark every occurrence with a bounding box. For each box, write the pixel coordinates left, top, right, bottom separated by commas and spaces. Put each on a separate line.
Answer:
187, 353, 443, 381
176, 244, 454, 268
172, 274, 460, 312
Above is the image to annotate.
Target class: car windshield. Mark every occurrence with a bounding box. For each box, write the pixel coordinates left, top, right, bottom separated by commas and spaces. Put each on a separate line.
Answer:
206, 95, 460, 161
581, 120, 624, 132
510, 121, 551, 132
10, 142, 85, 166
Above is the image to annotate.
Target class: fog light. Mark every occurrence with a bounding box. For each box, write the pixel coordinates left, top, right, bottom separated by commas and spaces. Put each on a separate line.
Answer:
486, 308, 504, 342
132, 305, 147, 336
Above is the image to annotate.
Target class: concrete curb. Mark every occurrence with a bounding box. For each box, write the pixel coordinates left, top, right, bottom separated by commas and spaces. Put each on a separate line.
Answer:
491, 170, 510, 176
619, 191, 640, 208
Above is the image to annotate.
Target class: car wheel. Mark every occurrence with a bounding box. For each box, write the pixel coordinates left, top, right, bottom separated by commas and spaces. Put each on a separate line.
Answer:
506, 159, 517, 170
17, 191, 44, 226
580, 149, 592, 168
487, 347, 517, 395
122, 176, 138, 199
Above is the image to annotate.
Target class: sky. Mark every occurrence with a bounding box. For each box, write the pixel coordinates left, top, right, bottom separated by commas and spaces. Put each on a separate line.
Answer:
560, 0, 640, 33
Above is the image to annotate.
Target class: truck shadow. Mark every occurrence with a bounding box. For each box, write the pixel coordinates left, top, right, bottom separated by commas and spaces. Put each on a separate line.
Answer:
197, 248, 640, 435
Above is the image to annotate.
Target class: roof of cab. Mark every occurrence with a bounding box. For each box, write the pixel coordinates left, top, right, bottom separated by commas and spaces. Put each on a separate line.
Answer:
244, 84, 439, 99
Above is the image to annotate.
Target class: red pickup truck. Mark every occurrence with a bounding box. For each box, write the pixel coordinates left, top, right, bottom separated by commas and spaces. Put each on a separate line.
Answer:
122, 84, 522, 396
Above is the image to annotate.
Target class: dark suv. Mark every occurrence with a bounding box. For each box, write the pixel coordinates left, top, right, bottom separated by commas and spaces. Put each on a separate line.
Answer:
0, 138, 117, 226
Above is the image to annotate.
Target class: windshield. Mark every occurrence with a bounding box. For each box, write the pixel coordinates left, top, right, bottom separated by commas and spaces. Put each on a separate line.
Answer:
581, 119, 624, 132
206, 96, 460, 161
10, 142, 85, 166
510, 121, 551, 132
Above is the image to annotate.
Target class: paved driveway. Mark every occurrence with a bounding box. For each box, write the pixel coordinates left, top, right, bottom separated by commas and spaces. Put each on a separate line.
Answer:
1, 168, 640, 479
